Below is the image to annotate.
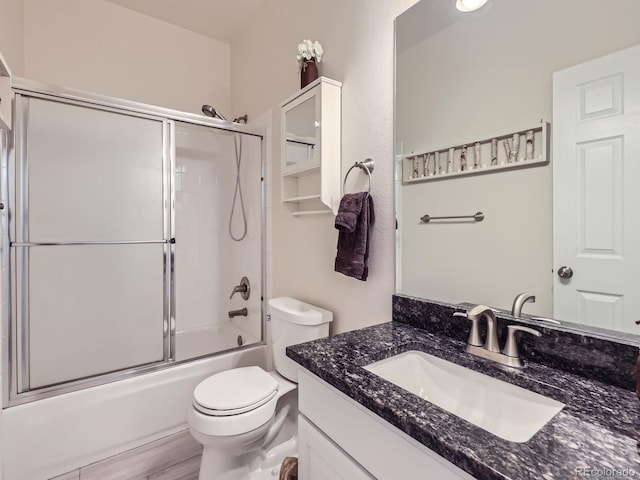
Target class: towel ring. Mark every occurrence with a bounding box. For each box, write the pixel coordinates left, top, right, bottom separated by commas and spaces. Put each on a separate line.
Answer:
343, 159, 374, 197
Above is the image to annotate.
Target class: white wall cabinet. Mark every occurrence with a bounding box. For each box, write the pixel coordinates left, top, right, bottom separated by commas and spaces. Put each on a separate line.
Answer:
280, 77, 341, 216
298, 369, 476, 480
0, 51, 13, 130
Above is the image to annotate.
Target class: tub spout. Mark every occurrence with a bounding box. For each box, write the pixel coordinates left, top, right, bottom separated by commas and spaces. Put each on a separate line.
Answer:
228, 308, 248, 319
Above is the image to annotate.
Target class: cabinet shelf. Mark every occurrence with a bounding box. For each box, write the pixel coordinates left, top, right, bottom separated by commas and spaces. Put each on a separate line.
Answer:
282, 165, 320, 178
291, 209, 332, 217
283, 194, 322, 203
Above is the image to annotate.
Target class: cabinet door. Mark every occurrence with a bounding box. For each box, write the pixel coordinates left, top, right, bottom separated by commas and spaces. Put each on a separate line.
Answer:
298, 415, 374, 480
282, 89, 320, 175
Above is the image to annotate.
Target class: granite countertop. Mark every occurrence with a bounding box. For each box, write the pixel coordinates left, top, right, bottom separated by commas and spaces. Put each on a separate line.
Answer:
287, 321, 640, 480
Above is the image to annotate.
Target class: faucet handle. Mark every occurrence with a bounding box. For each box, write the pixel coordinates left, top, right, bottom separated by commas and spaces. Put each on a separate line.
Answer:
453, 311, 482, 347
503, 325, 541, 358
229, 276, 250, 300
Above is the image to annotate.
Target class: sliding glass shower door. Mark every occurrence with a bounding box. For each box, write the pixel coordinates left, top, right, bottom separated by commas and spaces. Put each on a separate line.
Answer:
12, 94, 170, 391
4, 84, 265, 405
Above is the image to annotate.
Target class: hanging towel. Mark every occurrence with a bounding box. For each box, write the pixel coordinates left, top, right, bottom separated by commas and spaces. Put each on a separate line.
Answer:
334, 192, 375, 281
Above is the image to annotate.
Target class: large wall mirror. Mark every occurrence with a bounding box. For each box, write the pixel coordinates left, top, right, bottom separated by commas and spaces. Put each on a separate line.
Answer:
395, 0, 640, 336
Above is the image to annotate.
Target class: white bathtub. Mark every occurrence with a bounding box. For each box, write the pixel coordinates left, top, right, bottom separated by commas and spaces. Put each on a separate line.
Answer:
2, 344, 268, 480
174, 321, 260, 361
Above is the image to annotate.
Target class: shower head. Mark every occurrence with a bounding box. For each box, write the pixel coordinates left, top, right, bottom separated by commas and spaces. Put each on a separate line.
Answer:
201, 104, 228, 121
202, 105, 248, 124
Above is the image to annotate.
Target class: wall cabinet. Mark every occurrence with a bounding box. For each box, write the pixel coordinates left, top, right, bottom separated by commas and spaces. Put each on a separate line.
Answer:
280, 77, 341, 216
298, 369, 476, 480
0, 51, 13, 130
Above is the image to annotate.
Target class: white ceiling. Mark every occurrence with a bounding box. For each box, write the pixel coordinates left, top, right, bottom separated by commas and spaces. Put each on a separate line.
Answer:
104, 0, 266, 43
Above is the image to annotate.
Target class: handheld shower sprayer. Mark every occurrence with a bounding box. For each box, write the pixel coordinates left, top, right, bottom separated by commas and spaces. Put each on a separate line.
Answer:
201, 105, 248, 124
200, 104, 249, 242
201, 104, 228, 121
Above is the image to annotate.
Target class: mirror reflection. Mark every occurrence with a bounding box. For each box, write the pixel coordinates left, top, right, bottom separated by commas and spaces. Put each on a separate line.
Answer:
283, 96, 317, 173
395, 0, 640, 334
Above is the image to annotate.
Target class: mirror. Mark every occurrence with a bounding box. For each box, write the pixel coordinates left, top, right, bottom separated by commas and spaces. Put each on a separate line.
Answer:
283, 95, 318, 175
395, 0, 640, 335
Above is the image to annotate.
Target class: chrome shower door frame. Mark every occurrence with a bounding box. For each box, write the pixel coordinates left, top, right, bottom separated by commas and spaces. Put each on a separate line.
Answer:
2, 79, 266, 407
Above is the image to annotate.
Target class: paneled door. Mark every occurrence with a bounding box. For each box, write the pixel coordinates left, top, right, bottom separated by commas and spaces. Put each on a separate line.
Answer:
553, 43, 640, 332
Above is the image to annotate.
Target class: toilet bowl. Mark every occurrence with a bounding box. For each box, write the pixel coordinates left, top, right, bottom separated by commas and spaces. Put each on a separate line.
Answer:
188, 297, 333, 480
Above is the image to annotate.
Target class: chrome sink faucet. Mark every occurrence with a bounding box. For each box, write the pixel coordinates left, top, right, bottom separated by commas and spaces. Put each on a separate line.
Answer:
511, 292, 535, 317
454, 304, 541, 368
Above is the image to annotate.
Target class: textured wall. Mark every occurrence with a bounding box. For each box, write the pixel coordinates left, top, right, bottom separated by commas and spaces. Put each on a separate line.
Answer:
231, 0, 419, 334
23, 0, 230, 115
0, 0, 24, 76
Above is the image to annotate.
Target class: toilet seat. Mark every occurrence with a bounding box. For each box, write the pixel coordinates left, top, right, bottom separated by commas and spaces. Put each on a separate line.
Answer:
193, 366, 278, 417
194, 390, 278, 416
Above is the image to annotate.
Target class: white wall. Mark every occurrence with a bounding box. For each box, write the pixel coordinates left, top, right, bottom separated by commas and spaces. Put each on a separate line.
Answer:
231, 0, 419, 334
22, 0, 230, 115
0, 0, 24, 76
396, 0, 640, 316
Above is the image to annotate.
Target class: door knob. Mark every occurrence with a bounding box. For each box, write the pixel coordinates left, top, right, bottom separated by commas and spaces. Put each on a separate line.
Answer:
557, 266, 573, 279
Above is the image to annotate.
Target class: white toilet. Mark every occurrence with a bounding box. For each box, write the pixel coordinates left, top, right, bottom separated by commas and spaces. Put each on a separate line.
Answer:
188, 297, 333, 480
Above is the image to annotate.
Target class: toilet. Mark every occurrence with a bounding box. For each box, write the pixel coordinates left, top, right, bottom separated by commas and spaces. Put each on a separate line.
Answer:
188, 297, 333, 480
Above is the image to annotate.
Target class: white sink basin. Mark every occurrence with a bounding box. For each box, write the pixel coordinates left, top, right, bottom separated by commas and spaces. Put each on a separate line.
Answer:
364, 351, 564, 443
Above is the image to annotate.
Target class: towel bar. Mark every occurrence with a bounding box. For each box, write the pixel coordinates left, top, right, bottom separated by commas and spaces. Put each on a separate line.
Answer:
343, 159, 374, 197
420, 212, 485, 223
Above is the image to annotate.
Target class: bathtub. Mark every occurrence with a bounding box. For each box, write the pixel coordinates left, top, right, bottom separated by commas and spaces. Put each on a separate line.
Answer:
2, 343, 267, 480
174, 321, 261, 361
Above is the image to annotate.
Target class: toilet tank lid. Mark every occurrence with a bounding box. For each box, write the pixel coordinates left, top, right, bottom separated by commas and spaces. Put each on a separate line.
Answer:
268, 297, 333, 326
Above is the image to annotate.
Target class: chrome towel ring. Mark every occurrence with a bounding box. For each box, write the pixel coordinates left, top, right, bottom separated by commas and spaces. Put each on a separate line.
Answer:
343, 158, 374, 197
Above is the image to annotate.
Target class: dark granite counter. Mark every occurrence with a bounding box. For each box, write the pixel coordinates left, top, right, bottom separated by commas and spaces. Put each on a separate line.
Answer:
287, 321, 640, 480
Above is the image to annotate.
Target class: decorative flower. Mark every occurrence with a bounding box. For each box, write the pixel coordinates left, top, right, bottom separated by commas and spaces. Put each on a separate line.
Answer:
296, 39, 323, 64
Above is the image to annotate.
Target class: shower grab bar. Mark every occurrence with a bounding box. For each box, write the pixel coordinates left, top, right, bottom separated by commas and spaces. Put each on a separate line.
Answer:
11, 239, 174, 247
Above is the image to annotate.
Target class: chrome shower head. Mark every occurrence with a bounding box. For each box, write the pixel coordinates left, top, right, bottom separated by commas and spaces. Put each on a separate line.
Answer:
201, 104, 228, 121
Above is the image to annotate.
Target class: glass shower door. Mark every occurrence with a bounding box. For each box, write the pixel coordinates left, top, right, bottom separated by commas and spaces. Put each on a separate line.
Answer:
173, 121, 263, 361
12, 95, 170, 391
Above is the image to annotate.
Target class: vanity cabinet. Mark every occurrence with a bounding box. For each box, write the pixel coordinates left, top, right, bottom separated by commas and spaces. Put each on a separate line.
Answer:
298, 369, 475, 480
280, 77, 341, 216
0, 51, 13, 130
298, 415, 374, 479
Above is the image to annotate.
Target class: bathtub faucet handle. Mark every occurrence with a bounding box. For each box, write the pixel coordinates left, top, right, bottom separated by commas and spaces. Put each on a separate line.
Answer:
229, 277, 250, 300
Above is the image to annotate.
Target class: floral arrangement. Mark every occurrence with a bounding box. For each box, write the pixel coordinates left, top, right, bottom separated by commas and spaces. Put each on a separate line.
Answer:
297, 39, 323, 69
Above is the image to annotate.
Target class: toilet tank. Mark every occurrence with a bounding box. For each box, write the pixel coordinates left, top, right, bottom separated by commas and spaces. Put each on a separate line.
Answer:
268, 297, 333, 382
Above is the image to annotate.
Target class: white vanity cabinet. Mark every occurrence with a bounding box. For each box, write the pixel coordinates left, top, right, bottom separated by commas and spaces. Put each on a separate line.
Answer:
0, 51, 13, 129
298, 415, 374, 480
280, 77, 341, 216
297, 369, 476, 480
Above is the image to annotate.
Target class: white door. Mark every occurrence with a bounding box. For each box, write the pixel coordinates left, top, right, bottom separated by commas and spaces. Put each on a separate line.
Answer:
553, 43, 640, 332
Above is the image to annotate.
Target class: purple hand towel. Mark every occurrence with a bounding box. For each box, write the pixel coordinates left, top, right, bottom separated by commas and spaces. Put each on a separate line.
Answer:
335, 192, 375, 281
335, 193, 365, 233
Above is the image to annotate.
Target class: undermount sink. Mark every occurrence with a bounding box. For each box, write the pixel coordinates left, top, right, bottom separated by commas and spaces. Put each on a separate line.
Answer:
364, 351, 565, 443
